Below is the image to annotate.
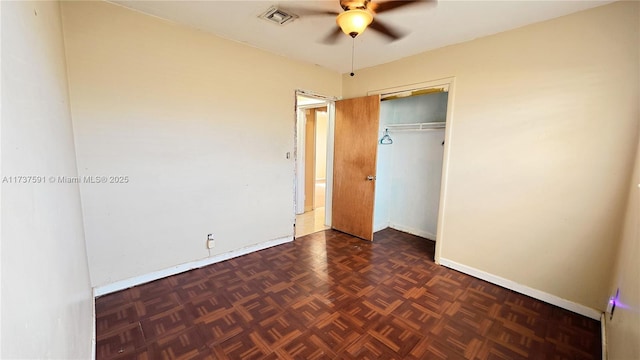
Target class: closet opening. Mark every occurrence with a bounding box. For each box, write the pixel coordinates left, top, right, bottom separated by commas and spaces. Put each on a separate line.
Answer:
372, 84, 451, 252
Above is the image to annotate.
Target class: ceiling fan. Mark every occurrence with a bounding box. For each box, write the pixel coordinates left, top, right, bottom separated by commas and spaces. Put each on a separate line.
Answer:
294, 0, 431, 44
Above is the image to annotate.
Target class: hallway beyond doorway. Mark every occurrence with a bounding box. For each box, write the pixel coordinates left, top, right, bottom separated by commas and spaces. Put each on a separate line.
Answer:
296, 181, 328, 237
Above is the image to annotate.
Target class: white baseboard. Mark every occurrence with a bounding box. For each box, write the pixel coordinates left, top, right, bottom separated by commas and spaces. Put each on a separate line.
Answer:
93, 235, 293, 297
373, 222, 390, 233
439, 257, 602, 320
389, 223, 436, 240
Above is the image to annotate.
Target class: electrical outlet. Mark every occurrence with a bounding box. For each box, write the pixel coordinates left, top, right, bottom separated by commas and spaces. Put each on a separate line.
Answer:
607, 288, 620, 320
206, 234, 215, 249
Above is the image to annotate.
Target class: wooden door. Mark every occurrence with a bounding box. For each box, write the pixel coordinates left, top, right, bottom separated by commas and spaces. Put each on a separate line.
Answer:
332, 95, 380, 241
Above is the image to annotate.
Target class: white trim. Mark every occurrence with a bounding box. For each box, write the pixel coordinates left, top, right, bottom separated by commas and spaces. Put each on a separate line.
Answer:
434, 77, 456, 264
297, 103, 329, 110
93, 236, 293, 297
601, 313, 608, 360
296, 89, 339, 102
325, 101, 336, 228
439, 257, 602, 320
367, 77, 454, 98
389, 223, 436, 241
373, 222, 390, 233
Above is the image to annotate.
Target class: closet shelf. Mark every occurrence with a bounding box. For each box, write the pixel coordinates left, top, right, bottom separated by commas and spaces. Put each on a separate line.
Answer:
385, 122, 445, 131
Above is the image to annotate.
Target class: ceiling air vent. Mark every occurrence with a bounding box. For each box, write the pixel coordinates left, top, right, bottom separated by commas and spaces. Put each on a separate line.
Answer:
259, 6, 297, 26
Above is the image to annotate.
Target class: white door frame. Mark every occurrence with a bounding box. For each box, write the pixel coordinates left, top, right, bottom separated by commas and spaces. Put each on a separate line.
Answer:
294, 90, 337, 227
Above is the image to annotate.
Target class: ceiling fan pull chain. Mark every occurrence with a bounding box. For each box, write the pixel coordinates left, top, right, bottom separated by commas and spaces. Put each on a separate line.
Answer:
350, 38, 355, 77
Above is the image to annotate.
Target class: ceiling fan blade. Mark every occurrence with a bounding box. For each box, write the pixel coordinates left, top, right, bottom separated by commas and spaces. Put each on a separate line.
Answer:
290, 8, 340, 17
368, 19, 406, 41
370, 0, 431, 14
321, 27, 344, 44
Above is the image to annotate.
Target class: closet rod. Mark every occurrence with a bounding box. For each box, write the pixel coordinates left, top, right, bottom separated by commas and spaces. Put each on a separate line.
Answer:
385, 122, 446, 131
387, 128, 445, 132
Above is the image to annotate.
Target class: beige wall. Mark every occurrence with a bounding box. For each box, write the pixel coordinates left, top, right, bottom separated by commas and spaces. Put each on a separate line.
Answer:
60, 1, 341, 288
1, 1, 93, 357
606, 137, 640, 359
344, 1, 639, 312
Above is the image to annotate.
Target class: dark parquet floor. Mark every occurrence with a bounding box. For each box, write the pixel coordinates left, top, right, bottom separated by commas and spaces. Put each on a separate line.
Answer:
95, 228, 601, 360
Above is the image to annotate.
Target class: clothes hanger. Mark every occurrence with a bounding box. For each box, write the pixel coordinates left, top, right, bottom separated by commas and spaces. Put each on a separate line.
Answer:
379, 128, 393, 145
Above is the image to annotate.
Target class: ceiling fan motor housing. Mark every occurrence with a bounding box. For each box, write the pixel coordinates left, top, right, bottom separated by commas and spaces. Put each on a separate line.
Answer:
315, 0, 418, 43
336, 9, 373, 37
340, 0, 370, 11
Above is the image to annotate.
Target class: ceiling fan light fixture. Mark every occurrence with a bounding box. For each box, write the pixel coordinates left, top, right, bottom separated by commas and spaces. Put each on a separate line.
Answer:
336, 9, 373, 38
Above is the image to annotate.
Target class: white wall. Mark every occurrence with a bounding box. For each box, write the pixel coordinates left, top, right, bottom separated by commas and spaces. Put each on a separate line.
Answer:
606, 138, 640, 360
383, 92, 448, 125
387, 130, 444, 239
60, 1, 342, 288
345, 1, 639, 312
1, 1, 93, 358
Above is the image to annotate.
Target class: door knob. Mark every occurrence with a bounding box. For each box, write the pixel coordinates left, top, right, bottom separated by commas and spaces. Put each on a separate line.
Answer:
367, 175, 376, 181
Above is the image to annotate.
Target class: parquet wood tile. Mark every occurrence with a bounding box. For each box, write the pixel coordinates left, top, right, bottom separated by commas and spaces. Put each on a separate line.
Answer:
95, 228, 601, 359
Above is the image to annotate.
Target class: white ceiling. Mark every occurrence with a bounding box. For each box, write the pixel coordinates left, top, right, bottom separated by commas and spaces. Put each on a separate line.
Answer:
111, 0, 614, 74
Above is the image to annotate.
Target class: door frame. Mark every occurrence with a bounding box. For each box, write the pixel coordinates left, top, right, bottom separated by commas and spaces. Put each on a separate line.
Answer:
294, 90, 337, 228
367, 77, 456, 264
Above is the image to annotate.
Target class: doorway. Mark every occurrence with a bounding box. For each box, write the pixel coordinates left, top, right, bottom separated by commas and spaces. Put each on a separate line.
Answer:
294, 92, 335, 237
303, 107, 328, 212
374, 90, 448, 240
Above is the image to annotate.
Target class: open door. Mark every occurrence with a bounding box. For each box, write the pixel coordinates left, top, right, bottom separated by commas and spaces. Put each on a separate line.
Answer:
332, 95, 380, 241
